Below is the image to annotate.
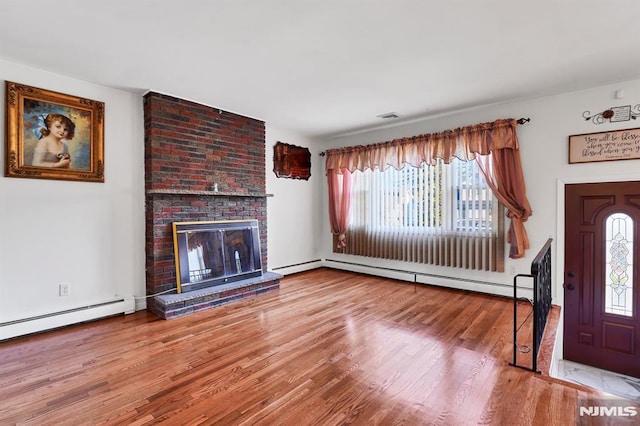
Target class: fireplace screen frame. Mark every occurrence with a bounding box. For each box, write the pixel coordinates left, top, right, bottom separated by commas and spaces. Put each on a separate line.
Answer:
172, 219, 263, 293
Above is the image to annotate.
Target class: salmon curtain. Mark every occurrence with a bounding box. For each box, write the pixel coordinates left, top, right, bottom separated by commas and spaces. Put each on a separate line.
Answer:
327, 168, 352, 249
476, 150, 532, 258
325, 118, 532, 258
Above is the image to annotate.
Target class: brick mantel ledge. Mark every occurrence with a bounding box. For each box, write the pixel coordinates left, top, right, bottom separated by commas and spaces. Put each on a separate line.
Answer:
146, 189, 274, 197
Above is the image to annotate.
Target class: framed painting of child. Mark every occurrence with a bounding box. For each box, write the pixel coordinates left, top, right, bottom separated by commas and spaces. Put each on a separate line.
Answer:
4, 81, 105, 182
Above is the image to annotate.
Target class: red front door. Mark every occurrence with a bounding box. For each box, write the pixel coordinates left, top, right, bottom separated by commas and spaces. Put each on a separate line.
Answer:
564, 181, 640, 378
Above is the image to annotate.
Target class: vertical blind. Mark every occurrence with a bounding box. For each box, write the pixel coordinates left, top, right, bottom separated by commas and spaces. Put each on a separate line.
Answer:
343, 159, 505, 272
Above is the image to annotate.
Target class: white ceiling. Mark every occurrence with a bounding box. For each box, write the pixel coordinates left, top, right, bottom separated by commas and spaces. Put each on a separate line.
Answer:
1, 0, 639, 138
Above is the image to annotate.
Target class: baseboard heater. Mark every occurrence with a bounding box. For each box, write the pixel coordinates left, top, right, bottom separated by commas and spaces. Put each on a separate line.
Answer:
323, 259, 533, 299
272, 259, 323, 275
0, 297, 135, 341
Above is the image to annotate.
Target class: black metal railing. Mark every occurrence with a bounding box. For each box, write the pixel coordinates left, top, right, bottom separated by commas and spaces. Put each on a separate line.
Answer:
510, 238, 553, 373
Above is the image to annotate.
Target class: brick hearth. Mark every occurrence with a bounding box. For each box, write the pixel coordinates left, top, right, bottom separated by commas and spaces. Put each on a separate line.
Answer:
149, 272, 283, 319
144, 92, 279, 318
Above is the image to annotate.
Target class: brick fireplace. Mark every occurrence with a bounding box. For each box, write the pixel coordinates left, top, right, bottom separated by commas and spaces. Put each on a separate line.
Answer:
144, 92, 281, 319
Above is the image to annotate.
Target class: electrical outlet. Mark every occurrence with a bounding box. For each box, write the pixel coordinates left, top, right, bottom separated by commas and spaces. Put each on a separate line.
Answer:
59, 283, 70, 296
509, 265, 516, 275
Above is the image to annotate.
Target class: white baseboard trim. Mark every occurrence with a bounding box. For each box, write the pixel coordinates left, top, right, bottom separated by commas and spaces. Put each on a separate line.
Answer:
0, 296, 135, 341
323, 260, 415, 283
322, 259, 533, 299
414, 273, 525, 298
271, 260, 323, 276
135, 297, 147, 311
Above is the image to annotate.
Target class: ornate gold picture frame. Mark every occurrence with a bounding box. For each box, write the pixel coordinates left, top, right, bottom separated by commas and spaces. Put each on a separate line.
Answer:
5, 81, 105, 182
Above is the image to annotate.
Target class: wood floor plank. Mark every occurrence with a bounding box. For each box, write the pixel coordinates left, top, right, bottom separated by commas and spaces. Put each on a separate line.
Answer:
0, 268, 638, 425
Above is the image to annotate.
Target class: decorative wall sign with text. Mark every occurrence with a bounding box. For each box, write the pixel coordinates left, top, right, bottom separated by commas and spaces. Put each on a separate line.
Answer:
583, 104, 640, 125
569, 127, 640, 164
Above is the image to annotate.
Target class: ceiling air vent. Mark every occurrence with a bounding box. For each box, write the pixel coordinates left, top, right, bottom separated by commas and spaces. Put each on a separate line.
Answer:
376, 112, 399, 119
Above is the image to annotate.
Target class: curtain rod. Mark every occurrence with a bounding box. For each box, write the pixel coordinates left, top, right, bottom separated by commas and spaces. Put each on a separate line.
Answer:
318, 117, 531, 156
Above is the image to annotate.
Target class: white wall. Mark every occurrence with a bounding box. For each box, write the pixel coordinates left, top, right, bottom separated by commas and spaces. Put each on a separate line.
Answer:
319, 78, 640, 300
266, 126, 323, 274
1, 54, 638, 344
0, 59, 146, 322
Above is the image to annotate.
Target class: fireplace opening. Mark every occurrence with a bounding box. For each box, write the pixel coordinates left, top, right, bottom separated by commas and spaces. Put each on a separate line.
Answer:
172, 220, 263, 293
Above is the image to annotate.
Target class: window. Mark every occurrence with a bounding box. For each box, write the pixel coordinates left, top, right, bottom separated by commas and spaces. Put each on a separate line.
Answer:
343, 158, 504, 271
605, 212, 634, 317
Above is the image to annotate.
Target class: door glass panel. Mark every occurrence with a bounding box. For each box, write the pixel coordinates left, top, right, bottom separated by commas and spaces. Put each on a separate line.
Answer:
605, 212, 634, 317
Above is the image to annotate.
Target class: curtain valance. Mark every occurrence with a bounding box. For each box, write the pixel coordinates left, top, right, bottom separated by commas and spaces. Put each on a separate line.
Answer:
325, 118, 519, 173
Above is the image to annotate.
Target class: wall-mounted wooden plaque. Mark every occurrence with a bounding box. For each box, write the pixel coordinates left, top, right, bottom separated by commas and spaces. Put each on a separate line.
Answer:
273, 141, 311, 180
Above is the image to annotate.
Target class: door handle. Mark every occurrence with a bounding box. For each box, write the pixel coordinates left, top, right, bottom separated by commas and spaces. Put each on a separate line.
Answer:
568, 272, 575, 278
564, 283, 575, 291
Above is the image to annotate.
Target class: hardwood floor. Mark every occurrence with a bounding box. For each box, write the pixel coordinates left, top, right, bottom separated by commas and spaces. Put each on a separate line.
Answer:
0, 268, 637, 425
